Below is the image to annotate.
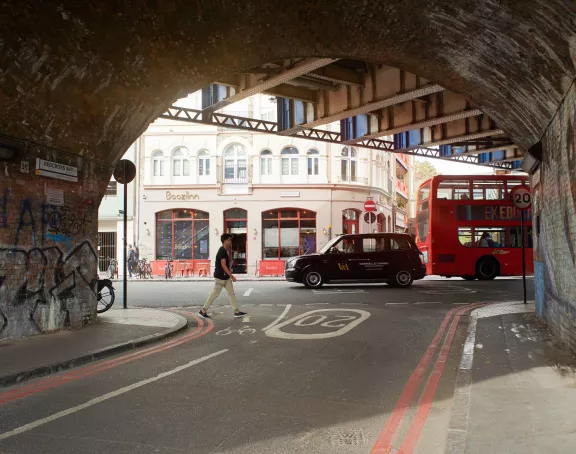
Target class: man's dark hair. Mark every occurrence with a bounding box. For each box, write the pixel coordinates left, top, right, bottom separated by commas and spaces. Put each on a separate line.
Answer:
221, 233, 233, 243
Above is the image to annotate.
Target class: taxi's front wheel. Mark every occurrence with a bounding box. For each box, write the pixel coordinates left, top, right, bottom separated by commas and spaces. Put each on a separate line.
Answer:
304, 270, 324, 289
389, 270, 413, 288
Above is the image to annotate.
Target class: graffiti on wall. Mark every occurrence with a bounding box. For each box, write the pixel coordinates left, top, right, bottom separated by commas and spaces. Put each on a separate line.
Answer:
0, 188, 93, 251
0, 241, 98, 340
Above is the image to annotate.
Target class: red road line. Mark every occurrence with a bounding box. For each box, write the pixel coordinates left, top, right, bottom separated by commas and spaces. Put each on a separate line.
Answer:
370, 303, 485, 454
0, 316, 205, 400
0, 316, 214, 404
398, 303, 485, 454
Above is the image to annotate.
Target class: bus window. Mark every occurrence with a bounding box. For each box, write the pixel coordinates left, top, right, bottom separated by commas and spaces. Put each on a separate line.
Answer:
437, 180, 470, 200
474, 228, 506, 247
458, 227, 474, 247
472, 180, 505, 200
511, 226, 534, 248
418, 183, 430, 202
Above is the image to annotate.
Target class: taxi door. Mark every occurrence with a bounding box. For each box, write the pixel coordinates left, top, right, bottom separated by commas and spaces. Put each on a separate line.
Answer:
357, 235, 390, 279
324, 236, 363, 281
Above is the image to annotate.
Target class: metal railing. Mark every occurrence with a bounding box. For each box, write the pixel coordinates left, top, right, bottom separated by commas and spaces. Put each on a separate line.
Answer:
223, 162, 248, 184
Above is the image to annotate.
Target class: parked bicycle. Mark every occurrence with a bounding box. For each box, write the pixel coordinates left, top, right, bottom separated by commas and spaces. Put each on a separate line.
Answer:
165, 259, 174, 279
95, 275, 115, 313
137, 258, 153, 279
107, 258, 117, 279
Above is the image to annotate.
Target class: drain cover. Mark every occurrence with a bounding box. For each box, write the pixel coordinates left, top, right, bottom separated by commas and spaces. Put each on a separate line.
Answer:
330, 428, 365, 447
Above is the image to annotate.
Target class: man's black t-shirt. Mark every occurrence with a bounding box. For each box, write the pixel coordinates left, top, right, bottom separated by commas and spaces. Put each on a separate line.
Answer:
214, 246, 230, 280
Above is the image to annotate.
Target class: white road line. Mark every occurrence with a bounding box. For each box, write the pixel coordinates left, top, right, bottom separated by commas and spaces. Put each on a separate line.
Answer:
415, 301, 442, 305
242, 316, 250, 323
260, 304, 273, 307
243, 288, 253, 297
385, 302, 408, 306
0, 350, 228, 441
261, 304, 292, 331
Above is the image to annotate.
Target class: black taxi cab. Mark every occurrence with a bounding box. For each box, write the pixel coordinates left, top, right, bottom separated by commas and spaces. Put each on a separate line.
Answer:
285, 233, 426, 289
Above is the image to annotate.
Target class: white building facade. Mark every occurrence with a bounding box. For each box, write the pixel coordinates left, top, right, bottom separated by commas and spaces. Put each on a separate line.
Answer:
132, 93, 414, 276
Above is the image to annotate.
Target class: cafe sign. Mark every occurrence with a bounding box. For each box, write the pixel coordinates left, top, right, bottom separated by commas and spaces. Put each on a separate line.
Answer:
166, 191, 199, 201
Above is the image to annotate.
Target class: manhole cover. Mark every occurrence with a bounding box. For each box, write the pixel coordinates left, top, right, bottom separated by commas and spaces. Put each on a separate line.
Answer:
329, 428, 365, 447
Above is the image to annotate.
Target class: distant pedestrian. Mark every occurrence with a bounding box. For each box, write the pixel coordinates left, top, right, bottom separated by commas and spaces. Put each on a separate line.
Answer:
127, 244, 135, 278
200, 234, 247, 319
134, 246, 140, 277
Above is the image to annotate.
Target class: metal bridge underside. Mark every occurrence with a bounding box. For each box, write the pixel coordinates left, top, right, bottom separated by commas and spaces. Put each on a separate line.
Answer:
164, 59, 524, 170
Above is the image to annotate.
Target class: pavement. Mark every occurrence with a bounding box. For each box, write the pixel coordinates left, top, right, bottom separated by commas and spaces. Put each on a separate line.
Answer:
1, 278, 575, 453
0, 309, 188, 388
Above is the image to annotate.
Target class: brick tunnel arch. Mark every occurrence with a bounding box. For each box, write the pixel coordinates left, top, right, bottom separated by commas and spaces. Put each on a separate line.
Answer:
1, 0, 575, 166
0, 0, 575, 342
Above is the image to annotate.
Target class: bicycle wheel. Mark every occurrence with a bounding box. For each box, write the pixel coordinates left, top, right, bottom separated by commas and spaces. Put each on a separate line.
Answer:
97, 283, 115, 313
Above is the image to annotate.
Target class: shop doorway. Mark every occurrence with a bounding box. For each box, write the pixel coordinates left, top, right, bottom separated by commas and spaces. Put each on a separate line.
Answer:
224, 208, 248, 274
97, 232, 116, 273
342, 209, 360, 234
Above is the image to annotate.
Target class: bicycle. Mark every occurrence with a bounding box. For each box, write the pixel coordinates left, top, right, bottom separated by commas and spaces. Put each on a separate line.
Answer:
137, 258, 153, 279
165, 259, 174, 279
95, 276, 115, 313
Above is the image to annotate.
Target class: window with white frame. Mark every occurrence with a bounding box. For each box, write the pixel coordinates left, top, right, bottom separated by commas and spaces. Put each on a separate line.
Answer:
307, 149, 319, 176
281, 147, 299, 176
223, 143, 247, 183
172, 148, 190, 176
198, 150, 210, 176
341, 147, 357, 182
152, 150, 165, 176
260, 149, 273, 175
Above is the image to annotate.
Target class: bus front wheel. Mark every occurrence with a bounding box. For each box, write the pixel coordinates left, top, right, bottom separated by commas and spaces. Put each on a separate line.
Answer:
476, 257, 499, 280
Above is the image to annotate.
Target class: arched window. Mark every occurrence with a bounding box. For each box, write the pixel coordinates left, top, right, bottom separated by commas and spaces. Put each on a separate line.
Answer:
262, 209, 316, 259
224, 143, 247, 183
307, 149, 319, 176
156, 209, 209, 260
152, 150, 165, 176
172, 148, 190, 176
341, 147, 357, 182
342, 209, 360, 234
260, 149, 272, 176
198, 150, 210, 176
281, 146, 299, 176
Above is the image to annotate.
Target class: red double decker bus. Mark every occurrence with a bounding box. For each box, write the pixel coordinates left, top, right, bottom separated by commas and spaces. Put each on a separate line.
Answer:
415, 175, 533, 280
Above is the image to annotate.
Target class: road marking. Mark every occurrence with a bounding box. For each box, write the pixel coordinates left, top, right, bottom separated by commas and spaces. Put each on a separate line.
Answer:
0, 316, 213, 404
265, 309, 370, 340
398, 303, 486, 453
0, 349, 228, 441
261, 304, 292, 331
415, 301, 442, 305
260, 304, 273, 307
385, 302, 408, 306
242, 316, 250, 323
243, 288, 253, 297
370, 302, 485, 454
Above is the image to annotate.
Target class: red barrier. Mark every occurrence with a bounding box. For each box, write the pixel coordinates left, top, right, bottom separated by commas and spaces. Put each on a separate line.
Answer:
150, 260, 211, 277
257, 260, 285, 277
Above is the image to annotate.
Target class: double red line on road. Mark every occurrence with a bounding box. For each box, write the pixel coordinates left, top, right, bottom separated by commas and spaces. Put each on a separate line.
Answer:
0, 314, 213, 405
371, 302, 485, 454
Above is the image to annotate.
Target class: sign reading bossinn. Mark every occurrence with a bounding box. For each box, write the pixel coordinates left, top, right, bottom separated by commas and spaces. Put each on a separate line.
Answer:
166, 191, 199, 200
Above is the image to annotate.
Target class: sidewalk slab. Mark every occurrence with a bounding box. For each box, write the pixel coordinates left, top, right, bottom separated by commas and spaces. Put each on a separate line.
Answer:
107, 276, 286, 282
446, 303, 576, 454
0, 308, 188, 388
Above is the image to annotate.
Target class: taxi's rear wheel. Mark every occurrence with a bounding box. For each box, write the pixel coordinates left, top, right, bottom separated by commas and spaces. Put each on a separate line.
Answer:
304, 270, 324, 289
389, 270, 413, 288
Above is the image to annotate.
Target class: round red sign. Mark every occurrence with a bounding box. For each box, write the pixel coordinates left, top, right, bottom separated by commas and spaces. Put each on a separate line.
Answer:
364, 199, 376, 212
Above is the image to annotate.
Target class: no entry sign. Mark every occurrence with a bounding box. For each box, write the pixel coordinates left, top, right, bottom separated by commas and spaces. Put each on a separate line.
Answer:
364, 199, 376, 212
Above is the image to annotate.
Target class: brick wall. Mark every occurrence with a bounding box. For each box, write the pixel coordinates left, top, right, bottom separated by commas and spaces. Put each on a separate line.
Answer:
533, 81, 576, 353
0, 141, 109, 341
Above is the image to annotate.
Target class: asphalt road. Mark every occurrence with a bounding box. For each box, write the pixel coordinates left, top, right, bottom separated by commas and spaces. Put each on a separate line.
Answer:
116, 276, 535, 310
0, 278, 534, 453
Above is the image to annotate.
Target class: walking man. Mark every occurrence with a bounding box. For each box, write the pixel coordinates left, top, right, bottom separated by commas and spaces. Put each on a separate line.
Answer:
127, 244, 136, 278
200, 234, 247, 319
